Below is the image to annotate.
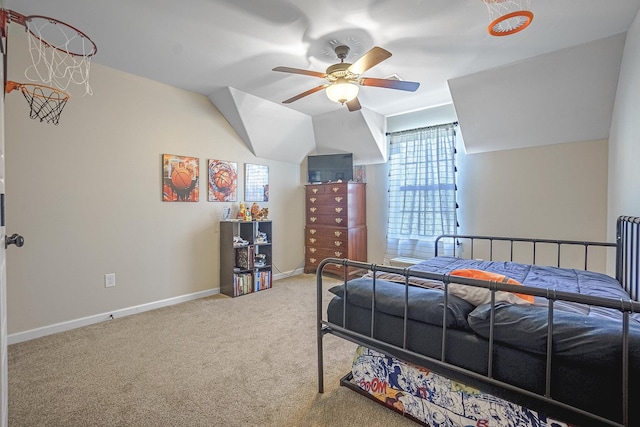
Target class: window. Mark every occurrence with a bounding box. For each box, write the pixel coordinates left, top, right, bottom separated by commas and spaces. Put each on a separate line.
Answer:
385, 123, 458, 262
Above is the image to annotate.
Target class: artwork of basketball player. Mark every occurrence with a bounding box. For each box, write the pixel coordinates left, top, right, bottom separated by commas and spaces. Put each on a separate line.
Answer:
208, 159, 238, 202
162, 154, 200, 202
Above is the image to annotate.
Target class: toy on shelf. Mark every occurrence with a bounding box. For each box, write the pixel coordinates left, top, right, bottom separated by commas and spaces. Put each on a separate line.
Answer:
256, 232, 268, 244
254, 253, 266, 267
251, 202, 260, 220
237, 202, 246, 219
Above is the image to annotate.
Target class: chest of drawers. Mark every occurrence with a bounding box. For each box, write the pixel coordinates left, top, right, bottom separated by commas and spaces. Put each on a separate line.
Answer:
304, 182, 367, 275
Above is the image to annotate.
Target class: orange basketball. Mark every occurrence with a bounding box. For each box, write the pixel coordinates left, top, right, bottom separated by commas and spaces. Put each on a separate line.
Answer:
171, 168, 192, 189
214, 169, 232, 190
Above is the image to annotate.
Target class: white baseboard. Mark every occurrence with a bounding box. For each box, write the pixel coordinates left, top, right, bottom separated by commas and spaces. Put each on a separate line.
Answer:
9, 268, 306, 345
272, 267, 305, 280
8, 288, 220, 345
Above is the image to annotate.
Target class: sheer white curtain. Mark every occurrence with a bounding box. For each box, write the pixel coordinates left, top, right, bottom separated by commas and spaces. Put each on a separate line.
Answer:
385, 123, 458, 263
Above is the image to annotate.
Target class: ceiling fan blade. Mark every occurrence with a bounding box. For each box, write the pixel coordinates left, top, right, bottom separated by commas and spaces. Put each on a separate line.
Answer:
346, 97, 361, 112
348, 46, 392, 75
272, 66, 326, 79
359, 77, 420, 92
282, 84, 328, 104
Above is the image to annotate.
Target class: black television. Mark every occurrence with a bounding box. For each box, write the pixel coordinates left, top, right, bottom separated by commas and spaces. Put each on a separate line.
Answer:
307, 153, 354, 183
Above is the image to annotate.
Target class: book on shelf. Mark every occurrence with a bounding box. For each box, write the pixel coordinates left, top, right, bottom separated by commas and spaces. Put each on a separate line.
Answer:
255, 270, 271, 291
234, 272, 253, 297
232, 270, 271, 295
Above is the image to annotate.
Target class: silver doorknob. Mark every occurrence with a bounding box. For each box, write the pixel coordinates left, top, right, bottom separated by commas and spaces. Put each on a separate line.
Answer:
5, 233, 24, 248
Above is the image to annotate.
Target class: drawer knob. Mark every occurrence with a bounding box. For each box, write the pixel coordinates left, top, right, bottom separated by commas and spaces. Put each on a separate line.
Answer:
335, 197, 343, 203
335, 218, 343, 224
309, 238, 317, 244
335, 207, 343, 213
309, 197, 317, 203
335, 251, 343, 257
312, 189, 319, 194
310, 207, 317, 213
309, 229, 317, 234
332, 187, 340, 193
309, 248, 316, 253
310, 257, 317, 263
310, 217, 317, 222
334, 241, 343, 247
334, 231, 342, 237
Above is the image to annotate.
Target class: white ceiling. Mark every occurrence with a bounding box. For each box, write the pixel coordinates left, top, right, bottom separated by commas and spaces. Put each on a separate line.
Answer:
5, 0, 640, 119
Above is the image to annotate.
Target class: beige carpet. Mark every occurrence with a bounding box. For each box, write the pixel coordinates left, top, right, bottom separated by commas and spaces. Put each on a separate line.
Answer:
8, 274, 417, 426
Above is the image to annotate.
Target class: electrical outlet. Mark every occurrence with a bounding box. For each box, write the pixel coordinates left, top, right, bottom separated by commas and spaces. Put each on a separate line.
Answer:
105, 273, 116, 288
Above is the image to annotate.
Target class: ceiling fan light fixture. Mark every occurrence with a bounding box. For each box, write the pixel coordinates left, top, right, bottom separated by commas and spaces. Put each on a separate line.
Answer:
274, 45, 418, 110
326, 80, 359, 104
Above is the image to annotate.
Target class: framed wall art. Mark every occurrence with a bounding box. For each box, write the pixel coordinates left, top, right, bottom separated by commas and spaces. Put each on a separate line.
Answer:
162, 154, 199, 202
208, 159, 238, 202
244, 163, 269, 202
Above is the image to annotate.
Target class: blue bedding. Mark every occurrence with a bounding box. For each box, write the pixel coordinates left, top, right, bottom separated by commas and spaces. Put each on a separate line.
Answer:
333, 255, 640, 374
409, 256, 639, 322
407, 257, 640, 362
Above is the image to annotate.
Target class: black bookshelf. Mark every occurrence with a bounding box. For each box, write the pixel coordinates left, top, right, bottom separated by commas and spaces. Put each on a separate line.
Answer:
220, 220, 272, 297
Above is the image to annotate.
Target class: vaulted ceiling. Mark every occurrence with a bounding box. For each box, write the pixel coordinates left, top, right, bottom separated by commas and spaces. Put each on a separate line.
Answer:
5, 0, 640, 162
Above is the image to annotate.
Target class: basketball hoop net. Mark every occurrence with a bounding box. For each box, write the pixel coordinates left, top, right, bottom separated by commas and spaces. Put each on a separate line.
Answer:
482, 0, 534, 36
23, 15, 97, 95
6, 80, 70, 125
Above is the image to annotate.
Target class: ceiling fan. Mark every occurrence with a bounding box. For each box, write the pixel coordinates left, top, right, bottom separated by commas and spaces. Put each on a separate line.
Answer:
272, 45, 420, 112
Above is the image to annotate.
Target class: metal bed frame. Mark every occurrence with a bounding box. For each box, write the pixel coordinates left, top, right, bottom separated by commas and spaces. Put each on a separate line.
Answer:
317, 216, 640, 427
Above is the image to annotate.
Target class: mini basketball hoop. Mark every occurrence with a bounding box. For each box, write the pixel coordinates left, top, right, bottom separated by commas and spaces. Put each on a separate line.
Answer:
481, 0, 534, 36
5, 10, 97, 95
6, 80, 70, 125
